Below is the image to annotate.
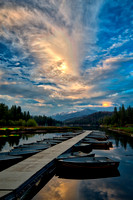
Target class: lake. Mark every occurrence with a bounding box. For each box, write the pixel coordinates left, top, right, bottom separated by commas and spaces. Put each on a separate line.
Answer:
0, 132, 64, 152
32, 129, 133, 200
0, 129, 133, 200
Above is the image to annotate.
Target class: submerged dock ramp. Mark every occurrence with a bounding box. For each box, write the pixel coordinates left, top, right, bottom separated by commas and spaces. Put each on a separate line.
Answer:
0, 131, 92, 199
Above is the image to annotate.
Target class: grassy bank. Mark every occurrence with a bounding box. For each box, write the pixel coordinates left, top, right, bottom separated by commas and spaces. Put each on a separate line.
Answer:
101, 125, 133, 136
0, 126, 83, 135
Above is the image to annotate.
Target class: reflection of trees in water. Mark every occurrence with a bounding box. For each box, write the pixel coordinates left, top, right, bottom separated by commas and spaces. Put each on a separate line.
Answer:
7, 136, 21, 146
0, 139, 7, 151
0, 136, 21, 151
21, 134, 36, 140
102, 128, 133, 150
119, 138, 127, 150
115, 139, 119, 148
0, 134, 33, 151
0, 134, 39, 151
128, 141, 133, 149
114, 135, 133, 150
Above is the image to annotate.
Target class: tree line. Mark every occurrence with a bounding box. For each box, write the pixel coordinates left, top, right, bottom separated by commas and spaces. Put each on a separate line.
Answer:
0, 103, 62, 127
102, 105, 133, 126
33, 115, 62, 126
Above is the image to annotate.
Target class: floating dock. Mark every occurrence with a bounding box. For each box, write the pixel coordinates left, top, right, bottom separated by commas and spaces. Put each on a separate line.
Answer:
0, 131, 92, 200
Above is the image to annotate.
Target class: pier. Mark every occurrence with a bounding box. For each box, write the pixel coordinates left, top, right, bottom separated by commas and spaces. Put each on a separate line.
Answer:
0, 131, 92, 199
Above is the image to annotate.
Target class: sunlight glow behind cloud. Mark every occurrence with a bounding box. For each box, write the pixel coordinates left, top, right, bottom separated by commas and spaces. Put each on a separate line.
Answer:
102, 102, 113, 107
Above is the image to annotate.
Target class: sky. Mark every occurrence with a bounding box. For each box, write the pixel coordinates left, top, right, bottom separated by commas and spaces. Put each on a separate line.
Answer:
0, 0, 133, 116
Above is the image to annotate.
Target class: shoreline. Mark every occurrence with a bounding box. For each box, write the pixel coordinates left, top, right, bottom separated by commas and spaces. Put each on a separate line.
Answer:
0, 126, 83, 135
101, 125, 133, 137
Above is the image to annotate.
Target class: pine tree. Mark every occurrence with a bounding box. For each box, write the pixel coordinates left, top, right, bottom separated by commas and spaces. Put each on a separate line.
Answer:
126, 106, 133, 124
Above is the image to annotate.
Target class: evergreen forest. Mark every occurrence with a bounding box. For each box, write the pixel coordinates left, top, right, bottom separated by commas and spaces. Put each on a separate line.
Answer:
102, 105, 133, 126
0, 103, 62, 127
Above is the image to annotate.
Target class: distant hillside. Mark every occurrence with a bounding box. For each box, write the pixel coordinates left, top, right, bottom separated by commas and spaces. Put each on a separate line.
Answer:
51, 108, 97, 121
64, 111, 113, 126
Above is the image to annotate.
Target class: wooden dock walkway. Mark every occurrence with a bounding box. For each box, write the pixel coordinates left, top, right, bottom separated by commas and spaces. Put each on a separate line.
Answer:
0, 131, 92, 199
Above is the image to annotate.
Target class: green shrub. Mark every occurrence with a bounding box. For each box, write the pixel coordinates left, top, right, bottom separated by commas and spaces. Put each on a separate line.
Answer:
26, 119, 37, 127
17, 119, 26, 126
0, 120, 6, 126
8, 120, 15, 126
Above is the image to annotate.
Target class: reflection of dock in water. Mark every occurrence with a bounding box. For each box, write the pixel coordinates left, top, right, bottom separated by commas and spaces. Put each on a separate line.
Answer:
0, 131, 92, 199
56, 167, 120, 180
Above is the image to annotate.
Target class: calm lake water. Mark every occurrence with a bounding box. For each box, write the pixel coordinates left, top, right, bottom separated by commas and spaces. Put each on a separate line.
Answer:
0, 132, 63, 152
32, 129, 133, 200
0, 129, 133, 200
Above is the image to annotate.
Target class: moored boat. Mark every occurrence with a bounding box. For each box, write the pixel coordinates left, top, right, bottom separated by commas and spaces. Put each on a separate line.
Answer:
43, 139, 61, 143
0, 152, 23, 171
14, 143, 50, 150
62, 133, 79, 137
53, 137, 68, 141
73, 143, 92, 152
42, 139, 62, 146
82, 139, 112, 149
91, 131, 106, 136
85, 135, 108, 141
57, 151, 95, 159
9, 149, 40, 157
0, 152, 22, 162
57, 156, 120, 170
61, 135, 73, 139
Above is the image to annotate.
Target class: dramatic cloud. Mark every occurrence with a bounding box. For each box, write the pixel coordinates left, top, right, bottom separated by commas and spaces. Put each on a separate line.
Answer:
0, 0, 133, 115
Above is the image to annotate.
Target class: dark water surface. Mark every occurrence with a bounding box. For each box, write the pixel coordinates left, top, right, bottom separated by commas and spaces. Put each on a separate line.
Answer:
32, 129, 133, 200
0, 132, 63, 152
1, 129, 133, 199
